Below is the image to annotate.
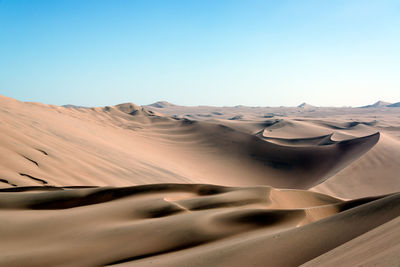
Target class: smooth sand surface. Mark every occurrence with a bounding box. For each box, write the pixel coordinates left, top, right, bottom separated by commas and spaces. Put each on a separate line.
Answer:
1, 95, 399, 266
301, 215, 400, 267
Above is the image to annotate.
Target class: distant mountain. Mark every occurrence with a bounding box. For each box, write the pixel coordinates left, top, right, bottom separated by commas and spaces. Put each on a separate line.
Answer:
62, 104, 89, 109
147, 101, 177, 108
297, 102, 315, 109
360, 101, 392, 108
387, 102, 400, 107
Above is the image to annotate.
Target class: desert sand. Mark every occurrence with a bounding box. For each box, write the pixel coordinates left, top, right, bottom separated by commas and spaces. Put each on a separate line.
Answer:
0, 95, 399, 266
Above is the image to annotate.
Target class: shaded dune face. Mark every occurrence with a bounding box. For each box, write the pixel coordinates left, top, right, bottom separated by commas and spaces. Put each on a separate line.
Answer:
225, 130, 380, 189
0, 184, 397, 267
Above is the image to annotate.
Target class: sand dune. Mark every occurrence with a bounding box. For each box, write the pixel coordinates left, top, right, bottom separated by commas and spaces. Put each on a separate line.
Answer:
0, 95, 399, 266
146, 102, 400, 198
127, 190, 400, 267
0, 184, 398, 267
0, 95, 384, 190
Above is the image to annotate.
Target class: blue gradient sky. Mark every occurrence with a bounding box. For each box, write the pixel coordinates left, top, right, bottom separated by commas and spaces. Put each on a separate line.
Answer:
1, 0, 399, 107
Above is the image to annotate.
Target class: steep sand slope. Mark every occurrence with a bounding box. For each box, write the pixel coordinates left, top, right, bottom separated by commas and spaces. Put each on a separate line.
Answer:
312, 133, 400, 198
302, 215, 400, 266
0, 184, 398, 267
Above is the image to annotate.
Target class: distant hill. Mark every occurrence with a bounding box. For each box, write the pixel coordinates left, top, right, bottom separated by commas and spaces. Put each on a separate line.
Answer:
147, 101, 177, 108
297, 102, 315, 109
62, 104, 89, 109
360, 101, 392, 108
387, 102, 400, 107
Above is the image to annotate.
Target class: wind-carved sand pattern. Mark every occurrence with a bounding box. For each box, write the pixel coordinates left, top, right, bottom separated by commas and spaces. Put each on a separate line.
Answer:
19, 173, 48, 184
0, 178, 17, 187
0, 95, 399, 266
22, 155, 39, 166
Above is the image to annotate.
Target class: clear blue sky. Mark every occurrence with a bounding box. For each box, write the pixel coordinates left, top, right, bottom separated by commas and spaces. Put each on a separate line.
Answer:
1, 0, 399, 107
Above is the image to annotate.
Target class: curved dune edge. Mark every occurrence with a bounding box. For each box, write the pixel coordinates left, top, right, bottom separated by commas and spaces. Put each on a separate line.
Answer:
257, 132, 336, 146
249, 132, 380, 188
0, 184, 398, 267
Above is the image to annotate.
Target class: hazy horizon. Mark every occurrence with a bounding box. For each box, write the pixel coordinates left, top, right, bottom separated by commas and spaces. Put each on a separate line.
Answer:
2, 93, 398, 108
1, 0, 399, 107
